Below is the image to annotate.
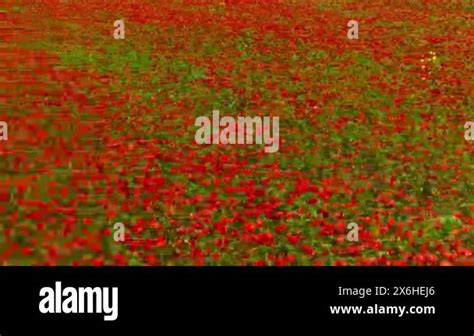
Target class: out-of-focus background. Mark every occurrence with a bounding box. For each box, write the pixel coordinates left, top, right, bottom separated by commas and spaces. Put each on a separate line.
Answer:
0, 0, 472, 265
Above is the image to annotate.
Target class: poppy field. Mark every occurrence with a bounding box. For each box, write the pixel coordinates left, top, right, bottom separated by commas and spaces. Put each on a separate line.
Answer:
0, 0, 473, 265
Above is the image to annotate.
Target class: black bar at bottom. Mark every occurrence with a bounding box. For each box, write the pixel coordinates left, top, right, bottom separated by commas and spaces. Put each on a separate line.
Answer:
0, 267, 471, 335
